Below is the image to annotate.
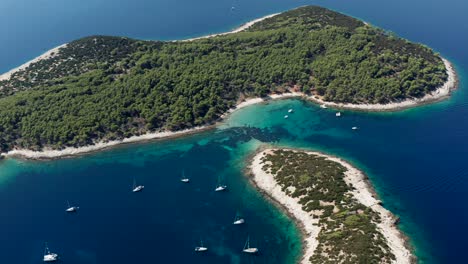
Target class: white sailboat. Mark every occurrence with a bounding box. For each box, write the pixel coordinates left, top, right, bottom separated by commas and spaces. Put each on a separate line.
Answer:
284, 115, 289, 119
180, 170, 190, 183
288, 108, 293, 113
43, 243, 58, 262
132, 177, 144, 192
352, 126, 358, 130
65, 200, 79, 212
215, 176, 227, 192
242, 236, 258, 254
233, 212, 245, 225
336, 112, 341, 117
194, 239, 208, 252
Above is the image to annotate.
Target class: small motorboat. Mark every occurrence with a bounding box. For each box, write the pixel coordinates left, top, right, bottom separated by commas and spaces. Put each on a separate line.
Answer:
352, 126, 358, 130
288, 109, 293, 113
284, 115, 289, 119
336, 112, 341, 117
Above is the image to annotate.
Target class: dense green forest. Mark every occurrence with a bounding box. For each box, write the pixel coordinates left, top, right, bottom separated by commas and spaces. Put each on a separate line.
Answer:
0, 6, 447, 152
260, 149, 397, 263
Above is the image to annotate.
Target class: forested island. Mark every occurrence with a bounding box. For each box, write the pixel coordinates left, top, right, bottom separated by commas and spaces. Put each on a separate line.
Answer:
0, 6, 451, 153
250, 149, 413, 263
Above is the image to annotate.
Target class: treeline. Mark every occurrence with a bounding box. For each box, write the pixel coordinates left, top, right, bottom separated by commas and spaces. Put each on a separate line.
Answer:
0, 36, 147, 97
0, 6, 447, 151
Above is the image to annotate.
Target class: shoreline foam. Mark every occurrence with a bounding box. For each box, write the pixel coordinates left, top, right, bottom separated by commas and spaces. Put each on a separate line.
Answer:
249, 148, 414, 264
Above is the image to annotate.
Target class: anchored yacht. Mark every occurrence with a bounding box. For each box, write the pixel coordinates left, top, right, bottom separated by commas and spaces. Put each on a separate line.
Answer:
132, 177, 144, 192
242, 236, 259, 254
43, 243, 58, 262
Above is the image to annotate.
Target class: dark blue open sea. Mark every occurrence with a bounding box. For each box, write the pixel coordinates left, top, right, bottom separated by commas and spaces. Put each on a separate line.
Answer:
0, 0, 467, 263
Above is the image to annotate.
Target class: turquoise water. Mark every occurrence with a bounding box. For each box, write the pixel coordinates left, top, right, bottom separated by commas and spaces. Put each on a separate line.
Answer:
1, 0, 468, 263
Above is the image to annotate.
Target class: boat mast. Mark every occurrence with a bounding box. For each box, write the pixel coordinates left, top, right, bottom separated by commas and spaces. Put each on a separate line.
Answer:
44, 242, 50, 255
244, 236, 250, 249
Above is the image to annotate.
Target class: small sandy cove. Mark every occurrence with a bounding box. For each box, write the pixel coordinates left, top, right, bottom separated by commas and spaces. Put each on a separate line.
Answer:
249, 148, 413, 264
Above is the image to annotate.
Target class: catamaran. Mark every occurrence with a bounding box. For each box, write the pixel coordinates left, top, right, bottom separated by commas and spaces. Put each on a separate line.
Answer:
242, 236, 259, 254
132, 177, 144, 192
215, 176, 227, 192
194, 239, 208, 252
65, 200, 79, 212
336, 112, 341, 117
180, 170, 190, 183
43, 243, 58, 262
233, 212, 245, 225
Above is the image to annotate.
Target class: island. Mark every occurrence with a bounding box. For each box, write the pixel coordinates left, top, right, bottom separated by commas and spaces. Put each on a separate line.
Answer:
0, 6, 456, 158
249, 148, 413, 263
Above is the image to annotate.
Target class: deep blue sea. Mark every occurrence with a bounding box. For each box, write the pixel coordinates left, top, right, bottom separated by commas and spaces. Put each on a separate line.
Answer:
0, 0, 467, 263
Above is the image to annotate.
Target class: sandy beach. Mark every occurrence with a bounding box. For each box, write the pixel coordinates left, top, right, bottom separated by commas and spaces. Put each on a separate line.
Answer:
249, 148, 413, 264
251, 58, 456, 112
3, 125, 211, 160
180, 13, 279, 42
0, 44, 67, 82
306, 58, 457, 111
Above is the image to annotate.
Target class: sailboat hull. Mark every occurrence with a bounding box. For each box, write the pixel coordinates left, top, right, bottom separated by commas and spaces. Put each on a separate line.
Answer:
233, 219, 245, 225
194, 247, 208, 252
243, 248, 259, 254
133, 185, 144, 192
43, 253, 58, 262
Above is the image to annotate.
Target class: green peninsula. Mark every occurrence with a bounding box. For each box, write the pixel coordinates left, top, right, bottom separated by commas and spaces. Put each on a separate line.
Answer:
0, 6, 449, 152
250, 149, 413, 263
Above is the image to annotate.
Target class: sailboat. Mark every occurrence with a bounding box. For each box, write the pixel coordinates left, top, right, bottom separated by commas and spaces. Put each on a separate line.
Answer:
233, 212, 245, 225
336, 112, 341, 117
288, 108, 293, 113
65, 200, 79, 212
352, 126, 359, 130
242, 235, 258, 254
284, 115, 289, 119
180, 170, 190, 183
194, 239, 208, 252
43, 243, 58, 262
214, 176, 227, 192
132, 177, 144, 192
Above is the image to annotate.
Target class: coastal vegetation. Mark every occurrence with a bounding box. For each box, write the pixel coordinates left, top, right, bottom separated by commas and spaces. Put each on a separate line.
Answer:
259, 149, 396, 263
0, 6, 447, 152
